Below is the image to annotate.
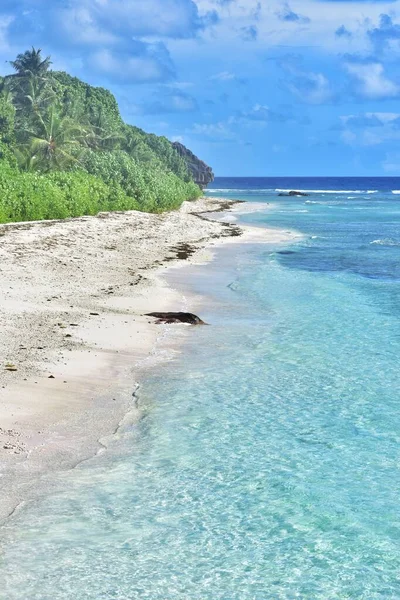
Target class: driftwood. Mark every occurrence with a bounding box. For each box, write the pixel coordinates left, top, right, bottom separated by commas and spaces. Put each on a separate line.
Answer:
145, 312, 207, 325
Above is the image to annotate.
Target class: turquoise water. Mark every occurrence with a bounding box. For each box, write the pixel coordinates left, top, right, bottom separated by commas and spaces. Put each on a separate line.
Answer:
2, 178, 400, 598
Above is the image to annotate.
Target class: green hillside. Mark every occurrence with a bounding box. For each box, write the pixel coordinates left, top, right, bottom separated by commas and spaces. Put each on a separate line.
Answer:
0, 48, 202, 223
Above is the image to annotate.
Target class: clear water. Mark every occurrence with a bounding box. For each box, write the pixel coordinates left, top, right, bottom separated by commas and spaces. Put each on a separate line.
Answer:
2, 177, 400, 599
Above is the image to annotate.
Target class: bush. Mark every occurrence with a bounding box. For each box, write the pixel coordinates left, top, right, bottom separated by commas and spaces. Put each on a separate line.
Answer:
0, 163, 67, 222
79, 149, 201, 213
0, 163, 140, 223
48, 171, 138, 214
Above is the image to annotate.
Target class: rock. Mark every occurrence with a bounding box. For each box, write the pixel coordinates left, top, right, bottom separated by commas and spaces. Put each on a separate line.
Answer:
172, 142, 214, 188
289, 190, 309, 197
145, 312, 207, 325
278, 190, 309, 197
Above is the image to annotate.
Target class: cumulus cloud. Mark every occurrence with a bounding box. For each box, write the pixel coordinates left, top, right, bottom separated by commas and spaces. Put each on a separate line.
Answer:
210, 70, 246, 84
137, 89, 199, 114
190, 121, 235, 140
236, 104, 292, 123
240, 25, 258, 41
368, 14, 400, 54
210, 71, 237, 81
339, 112, 400, 128
8, 0, 218, 42
338, 112, 400, 146
1, 0, 219, 83
340, 113, 386, 128
287, 71, 333, 103
276, 4, 310, 24
253, 2, 262, 21
336, 25, 352, 38
85, 46, 175, 84
344, 59, 400, 99
275, 54, 335, 104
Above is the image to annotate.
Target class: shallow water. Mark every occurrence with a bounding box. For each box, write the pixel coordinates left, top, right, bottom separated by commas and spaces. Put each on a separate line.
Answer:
2, 178, 400, 599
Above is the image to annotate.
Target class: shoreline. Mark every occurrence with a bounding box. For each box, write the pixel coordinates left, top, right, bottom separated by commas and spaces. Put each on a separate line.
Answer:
0, 197, 300, 522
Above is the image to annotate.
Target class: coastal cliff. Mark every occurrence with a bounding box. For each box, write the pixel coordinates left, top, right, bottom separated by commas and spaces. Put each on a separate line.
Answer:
173, 142, 215, 188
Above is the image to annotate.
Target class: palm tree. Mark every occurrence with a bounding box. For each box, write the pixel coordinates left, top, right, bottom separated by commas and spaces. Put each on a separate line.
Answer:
14, 146, 40, 172
22, 106, 91, 171
9, 48, 52, 79
24, 76, 56, 115
86, 110, 122, 151
7, 48, 53, 115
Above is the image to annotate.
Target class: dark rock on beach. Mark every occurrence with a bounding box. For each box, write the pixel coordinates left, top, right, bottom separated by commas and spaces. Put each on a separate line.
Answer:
145, 312, 207, 325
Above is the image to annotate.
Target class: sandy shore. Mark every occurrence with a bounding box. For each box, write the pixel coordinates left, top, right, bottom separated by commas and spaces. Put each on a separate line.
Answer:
0, 197, 299, 521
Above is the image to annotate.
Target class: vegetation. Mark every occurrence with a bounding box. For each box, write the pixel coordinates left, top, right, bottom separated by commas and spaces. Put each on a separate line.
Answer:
0, 48, 201, 223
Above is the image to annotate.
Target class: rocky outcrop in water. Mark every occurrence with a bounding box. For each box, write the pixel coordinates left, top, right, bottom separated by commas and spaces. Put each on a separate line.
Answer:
172, 142, 214, 188
278, 191, 309, 197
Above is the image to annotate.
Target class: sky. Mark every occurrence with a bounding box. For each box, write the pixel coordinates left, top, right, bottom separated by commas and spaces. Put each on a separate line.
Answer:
2, 1, 400, 176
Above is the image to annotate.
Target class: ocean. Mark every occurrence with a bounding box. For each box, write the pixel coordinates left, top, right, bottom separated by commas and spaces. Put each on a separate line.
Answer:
2, 177, 400, 599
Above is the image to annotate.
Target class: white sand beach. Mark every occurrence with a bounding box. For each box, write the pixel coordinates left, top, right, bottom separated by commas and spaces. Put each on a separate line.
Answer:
0, 197, 299, 521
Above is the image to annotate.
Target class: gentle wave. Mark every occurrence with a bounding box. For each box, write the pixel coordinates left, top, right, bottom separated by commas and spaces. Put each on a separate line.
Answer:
370, 238, 400, 247
275, 189, 378, 194
209, 188, 400, 195
305, 200, 327, 205
209, 188, 383, 195
208, 188, 275, 193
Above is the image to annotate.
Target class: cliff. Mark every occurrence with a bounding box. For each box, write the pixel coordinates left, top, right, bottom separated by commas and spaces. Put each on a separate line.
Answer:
172, 142, 214, 188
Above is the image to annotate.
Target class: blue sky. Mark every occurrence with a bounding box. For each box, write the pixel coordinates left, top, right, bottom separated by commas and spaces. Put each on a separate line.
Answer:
2, 0, 400, 176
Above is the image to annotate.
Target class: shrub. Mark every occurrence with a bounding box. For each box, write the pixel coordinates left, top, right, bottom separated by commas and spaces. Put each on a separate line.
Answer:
48, 171, 138, 214
0, 163, 140, 223
79, 149, 201, 213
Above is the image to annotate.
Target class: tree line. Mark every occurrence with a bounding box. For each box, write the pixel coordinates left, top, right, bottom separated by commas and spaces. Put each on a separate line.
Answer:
0, 48, 201, 222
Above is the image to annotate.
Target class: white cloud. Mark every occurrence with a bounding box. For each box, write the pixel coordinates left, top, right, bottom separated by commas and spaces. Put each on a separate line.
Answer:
140, 89, 199, 113
285, 70, 334, 104
235, 104, 292, 123
86, 48, 175, 83
191, 121, 234, 139
71, 0, 209, 40
195, 0, 378, 52
344, 62, 400, 99
339, 111, 400, 146
57, 6, 117, 46
210, 71, 237, 81
341, 112, 400, 126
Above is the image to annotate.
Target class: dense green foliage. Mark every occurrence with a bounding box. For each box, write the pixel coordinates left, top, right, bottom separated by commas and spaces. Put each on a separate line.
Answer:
0, 48, 201, 223
80, 150, 200, 212
0, 162, 136, 222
